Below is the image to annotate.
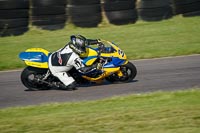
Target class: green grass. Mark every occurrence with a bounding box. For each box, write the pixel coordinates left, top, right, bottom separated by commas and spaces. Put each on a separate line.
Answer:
0, 16, 200, 70
1, 16, 200, 132
0, 89, 200, 133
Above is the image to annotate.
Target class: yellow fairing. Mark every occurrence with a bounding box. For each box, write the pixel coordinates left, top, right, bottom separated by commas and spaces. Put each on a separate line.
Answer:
101, 40, 127, 61
81, 40, 128, 82
80, 47, 98, 57
82, 67, 123, 82
24, 48, 49, 68
24, 61, 49, 68
80, 47, 98, 66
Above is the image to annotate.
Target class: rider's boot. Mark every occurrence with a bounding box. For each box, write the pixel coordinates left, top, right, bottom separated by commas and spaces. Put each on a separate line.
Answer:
68, 81, 77, 90
59, 81, 77, 90
52, 81, 77, 90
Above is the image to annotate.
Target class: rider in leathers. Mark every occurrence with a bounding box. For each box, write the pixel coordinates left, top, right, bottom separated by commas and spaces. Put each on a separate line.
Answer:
48, 35, 101, 90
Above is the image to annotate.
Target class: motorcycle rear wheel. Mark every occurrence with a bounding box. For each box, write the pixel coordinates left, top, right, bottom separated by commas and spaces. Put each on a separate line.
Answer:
21, 66, 48, 91
106, 62, 137, 83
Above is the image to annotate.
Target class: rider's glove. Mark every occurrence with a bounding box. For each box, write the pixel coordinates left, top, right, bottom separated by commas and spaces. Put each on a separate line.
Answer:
97, 39, 103, 46
96, 63, 102, 70
97, 40, 104, 49
97, 39, 101, 43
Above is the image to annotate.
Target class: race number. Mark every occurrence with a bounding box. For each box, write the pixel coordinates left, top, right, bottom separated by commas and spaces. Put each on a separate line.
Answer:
74, 58, 83, 69
118, 49, 124, 57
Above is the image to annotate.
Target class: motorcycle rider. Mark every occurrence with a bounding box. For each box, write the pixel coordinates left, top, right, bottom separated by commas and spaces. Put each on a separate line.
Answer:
48, 35, 102, 90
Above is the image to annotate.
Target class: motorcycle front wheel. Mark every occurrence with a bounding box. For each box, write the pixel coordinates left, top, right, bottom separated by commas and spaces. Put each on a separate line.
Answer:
21, 66, 48, 91
106, 62, 137, 83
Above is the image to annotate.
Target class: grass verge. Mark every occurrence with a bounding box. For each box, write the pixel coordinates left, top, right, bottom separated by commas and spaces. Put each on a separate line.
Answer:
0, 16, 200, 70
0, 89, 200, 133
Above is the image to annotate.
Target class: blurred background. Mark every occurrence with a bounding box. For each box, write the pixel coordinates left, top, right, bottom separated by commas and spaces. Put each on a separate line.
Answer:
0, 0, 200, 37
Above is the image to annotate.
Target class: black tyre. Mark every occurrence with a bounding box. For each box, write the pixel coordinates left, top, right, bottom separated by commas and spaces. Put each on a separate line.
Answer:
72, 21, 100, 28
31, 6, 65, 16
103, 1, 136, 12
35, 24, 66, 31
30, 0, 67, 30
119, 62, 137, 82
68, 4, 101, 15
137, 0, 171, 8
138, 6, 173, 21
32, 0, 66, 6
68, 0, 100, 5
105, 9, 138, 25
183, 10, 200, 17
138, 6, 173, 17
103, 0, 137, 3
69, 4, 102, 27
0, 0, 29, 9
0, 0, 29, 37
0, 18, 28, 29
0, 27, 28, 37
21, 67, 48, 91
173, 0, 200, 5
0, 9, 29, 19
31, 13, 66, 30
174, 1, 200, 14
31, 15, 66, 25
106, 62, 137, 83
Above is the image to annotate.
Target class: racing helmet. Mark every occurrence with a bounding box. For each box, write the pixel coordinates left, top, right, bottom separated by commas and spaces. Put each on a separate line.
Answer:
70, 35, 88, 55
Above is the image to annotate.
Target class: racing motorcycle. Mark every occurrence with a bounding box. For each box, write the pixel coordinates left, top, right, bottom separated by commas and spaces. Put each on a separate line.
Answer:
19, 40, 137, 91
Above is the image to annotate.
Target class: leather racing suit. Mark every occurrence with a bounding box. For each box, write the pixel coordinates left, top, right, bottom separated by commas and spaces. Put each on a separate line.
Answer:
48, 39, 99, 89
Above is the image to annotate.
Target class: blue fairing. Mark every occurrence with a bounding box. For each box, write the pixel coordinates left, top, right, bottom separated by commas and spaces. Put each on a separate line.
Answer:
82, 56, 97, 65
19, 52, 49, 63
104, 57, 126, 68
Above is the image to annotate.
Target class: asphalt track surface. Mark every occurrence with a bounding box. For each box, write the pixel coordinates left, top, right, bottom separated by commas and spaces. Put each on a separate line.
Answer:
0, 55, 200, 109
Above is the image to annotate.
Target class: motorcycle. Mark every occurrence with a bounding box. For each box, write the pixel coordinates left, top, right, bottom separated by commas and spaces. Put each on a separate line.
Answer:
19, 40, 137, 91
